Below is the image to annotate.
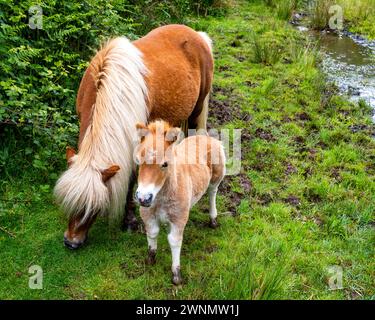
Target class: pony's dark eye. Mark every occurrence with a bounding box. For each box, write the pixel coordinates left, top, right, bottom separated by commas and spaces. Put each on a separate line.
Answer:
161, 161, 168, 168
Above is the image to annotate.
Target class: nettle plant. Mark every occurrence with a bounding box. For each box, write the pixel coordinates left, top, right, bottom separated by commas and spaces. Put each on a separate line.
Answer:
0, 0, 138, 177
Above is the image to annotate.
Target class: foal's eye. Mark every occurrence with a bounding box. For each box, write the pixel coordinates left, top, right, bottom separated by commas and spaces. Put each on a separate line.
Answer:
161, 161, 168, 168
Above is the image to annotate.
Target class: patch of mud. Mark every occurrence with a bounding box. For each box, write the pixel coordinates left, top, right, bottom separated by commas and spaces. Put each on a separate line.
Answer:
295, 112, 311, 121
236, 55, 246, 62
218, 65, 232, 72
349, 124, 375, 137
283, 195, 301, 207
244, 80, 258, 88
305, 190, 322, 203
330, 167, 343, 182
208, 85, 252, 126
206, 244, 219, 253
254, 128, 275, 141
292, 135, 305, 147
212, 85, 234, 96
285, 162, 297, 176
219, 173, 252, 215
256, 193, 273, 205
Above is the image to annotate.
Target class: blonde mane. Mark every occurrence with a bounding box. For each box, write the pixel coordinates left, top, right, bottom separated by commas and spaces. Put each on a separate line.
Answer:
54, 37, 148, 222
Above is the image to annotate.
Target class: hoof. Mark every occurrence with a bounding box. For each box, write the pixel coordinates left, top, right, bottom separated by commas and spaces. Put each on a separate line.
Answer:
122, 218, 139, 232
172, 268, 183, 285
146, 249, 156, 265
209, 218, 218, 229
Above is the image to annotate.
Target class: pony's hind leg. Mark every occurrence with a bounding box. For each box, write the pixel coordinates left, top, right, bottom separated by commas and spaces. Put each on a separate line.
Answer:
196, 93, 209, 134
208, 149, 226, 229
187, 92, 209, 135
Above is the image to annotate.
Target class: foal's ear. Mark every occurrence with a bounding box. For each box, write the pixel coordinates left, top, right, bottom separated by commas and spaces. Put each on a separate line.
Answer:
101, 165, 120, 183
136, 123, 149, 140
66, 147, 76, 167
166, 127, 183, 144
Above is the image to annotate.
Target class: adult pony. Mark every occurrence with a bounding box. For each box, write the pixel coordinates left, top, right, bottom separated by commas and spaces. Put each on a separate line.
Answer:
54, 25, 214, 249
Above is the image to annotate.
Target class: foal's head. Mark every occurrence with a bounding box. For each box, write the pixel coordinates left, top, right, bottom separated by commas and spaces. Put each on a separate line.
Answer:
135, 121, 181, 207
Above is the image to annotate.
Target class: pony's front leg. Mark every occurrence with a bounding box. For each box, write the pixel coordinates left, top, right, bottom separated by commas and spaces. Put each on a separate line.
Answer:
168, 222, 186, 285
122, 172, 138, 231
141, 210, 160, 265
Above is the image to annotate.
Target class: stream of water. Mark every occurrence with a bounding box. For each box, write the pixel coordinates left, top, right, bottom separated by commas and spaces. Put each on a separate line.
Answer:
296, 24, 375, 120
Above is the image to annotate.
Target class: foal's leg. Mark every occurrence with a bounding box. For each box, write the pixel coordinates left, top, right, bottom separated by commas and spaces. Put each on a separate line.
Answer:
122, 172, 138, 231
208, 184, 219, 228
168, 222, 186, 285
143, 214, 160, 265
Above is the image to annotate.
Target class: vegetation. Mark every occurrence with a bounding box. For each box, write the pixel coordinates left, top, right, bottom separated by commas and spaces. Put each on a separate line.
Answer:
0, 0, 228, 179
1, 0, 374, 299
260, 0, 302, 20
298, 0, 375, 39
338, 0, 375, 39
261, 0, 375, 39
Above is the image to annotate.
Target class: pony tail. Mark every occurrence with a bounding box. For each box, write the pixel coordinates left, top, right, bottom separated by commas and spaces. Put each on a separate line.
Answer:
197, 31, 213, 55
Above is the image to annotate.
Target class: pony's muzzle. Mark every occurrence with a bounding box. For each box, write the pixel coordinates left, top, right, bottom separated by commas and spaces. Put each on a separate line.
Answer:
135, 190, 153, 207
63, 235, 86, 250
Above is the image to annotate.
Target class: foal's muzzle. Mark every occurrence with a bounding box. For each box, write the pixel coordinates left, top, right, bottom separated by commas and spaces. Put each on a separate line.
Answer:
135, 191, 153, 207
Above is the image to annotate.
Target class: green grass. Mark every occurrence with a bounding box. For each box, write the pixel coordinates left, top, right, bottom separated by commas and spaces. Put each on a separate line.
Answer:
338, 0, 375, 39
305, 0, 375, 39
1, 0, 374, 299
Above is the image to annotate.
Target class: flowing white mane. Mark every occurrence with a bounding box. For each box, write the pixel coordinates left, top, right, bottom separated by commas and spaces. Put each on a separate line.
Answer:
54, 37, 148, 222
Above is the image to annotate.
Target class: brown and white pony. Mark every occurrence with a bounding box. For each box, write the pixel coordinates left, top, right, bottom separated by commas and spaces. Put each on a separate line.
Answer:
54, 25, 214, 249
134, 120, 226, 284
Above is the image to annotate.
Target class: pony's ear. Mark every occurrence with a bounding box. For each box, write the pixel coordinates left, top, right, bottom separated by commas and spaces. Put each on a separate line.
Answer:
101, 165, 120, 183
66, 147, 76, 167
166, 127, 183, 144
136, 123, 149, 140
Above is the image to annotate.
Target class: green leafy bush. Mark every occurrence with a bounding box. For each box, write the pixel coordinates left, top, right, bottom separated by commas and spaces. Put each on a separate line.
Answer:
0, 0, 227, 180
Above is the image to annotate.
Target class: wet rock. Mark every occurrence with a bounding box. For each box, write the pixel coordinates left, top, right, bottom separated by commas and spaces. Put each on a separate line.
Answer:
347, 86, 360, 96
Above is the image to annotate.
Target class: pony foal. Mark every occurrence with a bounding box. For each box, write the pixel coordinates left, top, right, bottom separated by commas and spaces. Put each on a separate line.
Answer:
135, 120, 226, 285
